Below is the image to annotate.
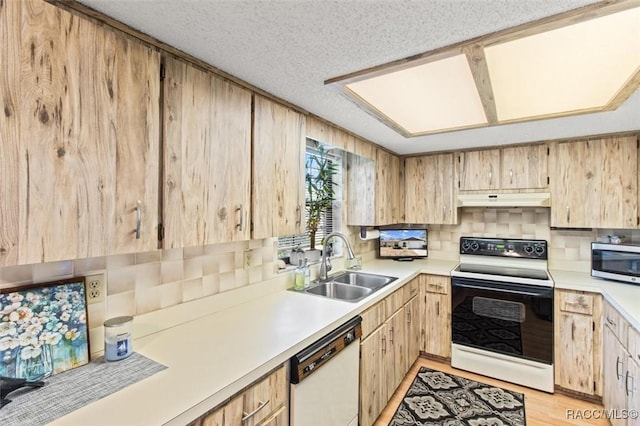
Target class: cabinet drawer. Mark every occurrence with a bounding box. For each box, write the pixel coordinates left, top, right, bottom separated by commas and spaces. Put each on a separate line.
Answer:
629, 326, 640, 365
558, 290, 594, 315
361, 300, 386, 339
403, 278, 419, 303
604, 302, 629, 346
385, 288, 404, 317
422, 275, 449, 295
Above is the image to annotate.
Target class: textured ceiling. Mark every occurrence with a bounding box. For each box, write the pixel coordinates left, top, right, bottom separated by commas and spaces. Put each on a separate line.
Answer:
77, 0, 640, 155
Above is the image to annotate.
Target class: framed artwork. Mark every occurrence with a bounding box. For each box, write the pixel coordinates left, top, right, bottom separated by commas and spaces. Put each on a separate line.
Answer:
0, 278, 90, 381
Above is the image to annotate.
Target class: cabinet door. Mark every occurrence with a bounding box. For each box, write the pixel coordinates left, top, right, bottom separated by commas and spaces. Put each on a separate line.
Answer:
346, 153, 375, 226
387, 308, 406, 395
423, 292, 451, 358
0, 0, 160, 265
501, 144, 548, 190
163, 58, 251, 247
252, 96, 306, 238
604, 326, 629, 426
628, 357, 639, 426
405, 296, 421, 372
374, 149, 403, 225
360, 326, 385, 426
404, 154, 457, 225
555, 311, 595, 394
459, 149, 500, 191
550, 137, 637, 228
243, 366, 287, 426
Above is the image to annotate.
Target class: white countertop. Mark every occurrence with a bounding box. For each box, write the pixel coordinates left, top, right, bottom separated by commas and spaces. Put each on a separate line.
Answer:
47, 259, 640, 425
550, 269, 640, 331
50, 259, 456, 426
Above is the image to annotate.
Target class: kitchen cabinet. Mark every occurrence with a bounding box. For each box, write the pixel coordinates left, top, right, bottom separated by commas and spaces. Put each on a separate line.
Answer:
359, 277, 421, 426
459, 149, 501, 191
375, 149, 404, 225
554, 290, 602, 396
162, 57, 252, 247
346, 153, 375, 226
191, 365, 287, 426
459, 144, 548, 192
602, 301, 639, 426
404, 153, 458, 225
0, 0, 160, 266
252, 96, 306, 239
549, 136, 638, 228
421, 274, 451, 359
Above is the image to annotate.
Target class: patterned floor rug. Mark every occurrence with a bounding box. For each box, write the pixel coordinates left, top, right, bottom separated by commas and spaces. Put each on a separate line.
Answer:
389, 367, 526, 426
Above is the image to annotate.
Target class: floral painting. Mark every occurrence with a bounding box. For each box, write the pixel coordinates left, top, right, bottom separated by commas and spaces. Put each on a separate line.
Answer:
0, 279, 89, 381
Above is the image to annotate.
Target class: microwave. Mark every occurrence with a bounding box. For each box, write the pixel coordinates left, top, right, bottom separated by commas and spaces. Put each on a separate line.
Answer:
591, 242, 640, 285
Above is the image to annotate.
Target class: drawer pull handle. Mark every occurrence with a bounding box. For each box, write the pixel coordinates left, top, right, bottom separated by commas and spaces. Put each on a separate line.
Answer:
616, 356, 623, 380
242, 399, 270, 422
236, 205, 244, 231
625, 371, 633, 396
135, 200, 142, 239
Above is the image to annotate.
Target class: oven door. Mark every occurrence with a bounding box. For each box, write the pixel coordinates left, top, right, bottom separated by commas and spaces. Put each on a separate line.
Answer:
451, 277, 553, 364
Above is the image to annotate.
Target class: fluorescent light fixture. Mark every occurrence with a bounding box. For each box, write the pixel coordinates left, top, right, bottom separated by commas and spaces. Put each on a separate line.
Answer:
345, 54, 487, 135
485, 7, 640, 122
327, 4, 640, 137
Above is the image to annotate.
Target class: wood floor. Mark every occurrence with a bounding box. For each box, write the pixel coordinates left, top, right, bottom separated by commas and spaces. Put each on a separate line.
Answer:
374, 357, 610, 426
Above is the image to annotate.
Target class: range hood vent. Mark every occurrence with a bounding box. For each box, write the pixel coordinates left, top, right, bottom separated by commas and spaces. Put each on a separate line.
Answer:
457, 192, 551, 208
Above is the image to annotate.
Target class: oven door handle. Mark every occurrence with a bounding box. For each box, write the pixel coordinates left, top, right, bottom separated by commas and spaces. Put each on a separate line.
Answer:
452, 280, 552, 298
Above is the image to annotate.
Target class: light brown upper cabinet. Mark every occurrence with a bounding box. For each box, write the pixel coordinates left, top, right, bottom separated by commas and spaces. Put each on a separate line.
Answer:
549, 136, 638, 228
404, 154, 458, 225
162, 57, 252, 248
252, 96, 306, 239
375, 149, 404, 225
0, 0, 160, 266
459, 144, 548, 191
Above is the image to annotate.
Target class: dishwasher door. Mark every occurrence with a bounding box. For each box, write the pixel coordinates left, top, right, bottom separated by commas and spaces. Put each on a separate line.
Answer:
289, 316, 361, 426
290, 341, 359, 426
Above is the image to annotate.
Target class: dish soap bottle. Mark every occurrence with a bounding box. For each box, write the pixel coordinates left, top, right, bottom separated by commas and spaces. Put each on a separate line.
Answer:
302, 258, 311, 289
294, 260, 305, 291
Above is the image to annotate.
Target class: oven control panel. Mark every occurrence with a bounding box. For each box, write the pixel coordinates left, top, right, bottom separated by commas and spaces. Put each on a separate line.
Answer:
460, 237, 547, 259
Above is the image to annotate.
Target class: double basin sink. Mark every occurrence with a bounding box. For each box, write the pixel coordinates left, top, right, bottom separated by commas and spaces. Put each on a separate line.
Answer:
302, 271, 398, 303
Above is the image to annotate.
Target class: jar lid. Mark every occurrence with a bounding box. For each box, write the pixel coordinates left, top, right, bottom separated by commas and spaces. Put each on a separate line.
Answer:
104, 316, 133, 327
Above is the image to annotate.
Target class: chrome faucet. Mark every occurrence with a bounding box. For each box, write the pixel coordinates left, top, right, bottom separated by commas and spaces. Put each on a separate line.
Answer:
319, 232, 357, 281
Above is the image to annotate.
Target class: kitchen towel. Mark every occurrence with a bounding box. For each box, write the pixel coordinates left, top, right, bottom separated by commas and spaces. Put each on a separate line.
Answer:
0, 352, 167, 426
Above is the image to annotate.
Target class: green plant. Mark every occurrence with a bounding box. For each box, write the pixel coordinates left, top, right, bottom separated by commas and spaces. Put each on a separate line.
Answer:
306, 144, 338, 250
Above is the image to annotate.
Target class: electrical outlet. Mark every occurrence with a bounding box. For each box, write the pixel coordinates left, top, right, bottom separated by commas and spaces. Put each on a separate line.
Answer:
243, 250, 252, 269
86, 273, 105, 304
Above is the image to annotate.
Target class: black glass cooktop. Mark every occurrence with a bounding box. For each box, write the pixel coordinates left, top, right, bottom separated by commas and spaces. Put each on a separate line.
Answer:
455, 263, 550, 280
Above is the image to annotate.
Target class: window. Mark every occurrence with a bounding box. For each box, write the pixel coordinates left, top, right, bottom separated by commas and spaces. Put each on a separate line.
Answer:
278, 140, 343, 259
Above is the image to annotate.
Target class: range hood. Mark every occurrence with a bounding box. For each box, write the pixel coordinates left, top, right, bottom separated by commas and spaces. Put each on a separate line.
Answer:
457, 192, 551, 208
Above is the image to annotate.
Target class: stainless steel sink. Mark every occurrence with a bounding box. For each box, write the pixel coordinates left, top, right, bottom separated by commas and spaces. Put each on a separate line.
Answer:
297, 271, 398, 303
332, 271, 398, 290
304, 281, 372, 302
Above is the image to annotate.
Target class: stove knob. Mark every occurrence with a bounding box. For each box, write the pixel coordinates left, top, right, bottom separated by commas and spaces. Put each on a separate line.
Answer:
535, 245, 545, 255
461, 241, 470, 252
470, 242, 479, 251
524, 245, 534, 254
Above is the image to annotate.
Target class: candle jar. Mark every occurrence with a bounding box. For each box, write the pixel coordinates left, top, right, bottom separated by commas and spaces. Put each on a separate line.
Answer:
104, 316, 133, 361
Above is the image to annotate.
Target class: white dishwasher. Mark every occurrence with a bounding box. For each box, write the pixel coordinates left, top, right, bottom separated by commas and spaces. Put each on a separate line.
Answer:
289, 316, 361, 426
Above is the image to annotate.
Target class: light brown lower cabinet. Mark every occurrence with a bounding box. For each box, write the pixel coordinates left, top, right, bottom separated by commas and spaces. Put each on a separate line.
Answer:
602, 301, 639, 426
359, 277, 422, 426
192, 365, 287, 426
421, 274, 451, 359
554, 290, 602, 396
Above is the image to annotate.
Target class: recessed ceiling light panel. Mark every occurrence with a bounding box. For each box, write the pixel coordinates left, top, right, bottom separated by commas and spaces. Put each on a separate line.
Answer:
345, 54, 487, 135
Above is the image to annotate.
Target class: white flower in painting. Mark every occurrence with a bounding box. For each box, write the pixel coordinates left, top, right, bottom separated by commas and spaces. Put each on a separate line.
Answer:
59, 311, 71, 322
59, 324, 68, 334
7, 293, 24, 304
9, 306, 34, 323
25, 323, 43, 336
19, 333, 38, 347
19, 345, 42, 360
65, 328, 80, 341
0, 336, 16, 351
0, 321, 16, 337
25, 292, 41, 306
54, 292, 69, 302
41, 331, 61, 345
76, 311, 86, 323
